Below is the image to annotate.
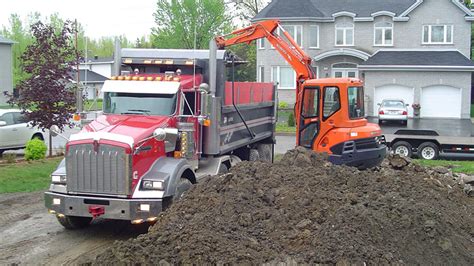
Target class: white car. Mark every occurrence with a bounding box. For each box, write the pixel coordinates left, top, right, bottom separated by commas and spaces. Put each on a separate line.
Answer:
0, 109, 44, 156
378, 99, 409, 125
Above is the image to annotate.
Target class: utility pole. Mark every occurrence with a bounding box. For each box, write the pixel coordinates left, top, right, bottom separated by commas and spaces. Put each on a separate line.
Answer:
74, 19, 83, 114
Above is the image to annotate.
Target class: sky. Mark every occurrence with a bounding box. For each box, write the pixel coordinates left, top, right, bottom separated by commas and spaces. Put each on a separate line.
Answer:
0, 0, 157, 40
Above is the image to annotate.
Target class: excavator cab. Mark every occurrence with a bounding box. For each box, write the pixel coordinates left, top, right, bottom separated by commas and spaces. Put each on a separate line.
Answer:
298, 78, 386, 169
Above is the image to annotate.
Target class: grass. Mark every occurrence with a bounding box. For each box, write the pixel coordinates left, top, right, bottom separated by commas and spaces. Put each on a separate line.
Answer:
471, 104, 474, 118
0, 157, 62, 194
0, 105, 17, 109
84, 99, 103, 111
276, 123, 296, 133
415, 159, 474, 174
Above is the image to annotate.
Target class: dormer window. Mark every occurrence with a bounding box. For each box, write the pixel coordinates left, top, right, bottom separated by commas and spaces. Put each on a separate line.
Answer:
422, 25, 453, 44
374, 22, 393, 46
335, 22, 354, 46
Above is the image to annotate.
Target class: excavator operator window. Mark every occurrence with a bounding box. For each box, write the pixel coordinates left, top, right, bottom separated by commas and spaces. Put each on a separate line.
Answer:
323, 86, 340, 120
301, 86, 319, 118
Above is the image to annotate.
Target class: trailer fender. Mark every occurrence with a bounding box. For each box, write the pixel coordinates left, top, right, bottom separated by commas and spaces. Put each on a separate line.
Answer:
132, 157, 195, 199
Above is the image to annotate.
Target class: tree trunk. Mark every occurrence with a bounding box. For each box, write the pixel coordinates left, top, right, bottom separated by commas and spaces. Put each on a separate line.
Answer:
49, 131, 53, 157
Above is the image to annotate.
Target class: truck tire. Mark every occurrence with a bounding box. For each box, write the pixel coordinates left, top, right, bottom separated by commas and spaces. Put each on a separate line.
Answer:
417, 142, 439, 160
392, 141, 413, 158
174, 178, 192, 201
249, 149, 260, 161
57, 215, 92, 230
257, 144, 273, 162
218, 163, 229, 174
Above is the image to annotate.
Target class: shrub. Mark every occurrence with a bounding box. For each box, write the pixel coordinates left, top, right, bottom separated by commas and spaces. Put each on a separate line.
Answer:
278, 101, 289, 109
288, 112, 295, 127
25, 138, 47, 161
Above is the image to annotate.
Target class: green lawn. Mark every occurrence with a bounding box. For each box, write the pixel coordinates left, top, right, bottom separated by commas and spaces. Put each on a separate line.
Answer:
276, 123, 296, 133
0, 105, 16, 109
0, 158, 62, 194
415, 159, 474, 174
84, 99, 103, 111
471, 104, 474, 118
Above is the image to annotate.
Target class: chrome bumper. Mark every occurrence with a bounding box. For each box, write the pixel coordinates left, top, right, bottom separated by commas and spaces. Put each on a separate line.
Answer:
44, 192, 163, 221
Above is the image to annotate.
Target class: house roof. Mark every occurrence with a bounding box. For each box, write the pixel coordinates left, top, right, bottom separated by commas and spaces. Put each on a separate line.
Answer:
79, 69, 109, 83
253, 0, 471, 21
359, 50, 474, 71
82, 56, 114, 64
0, 36, 15, 44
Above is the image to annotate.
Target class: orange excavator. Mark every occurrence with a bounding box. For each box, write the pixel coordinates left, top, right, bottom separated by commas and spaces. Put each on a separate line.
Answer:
215, 20, 386, 169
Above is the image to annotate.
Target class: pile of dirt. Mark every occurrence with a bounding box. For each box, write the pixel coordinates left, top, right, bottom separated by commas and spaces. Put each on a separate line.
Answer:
92, 148, 474, 265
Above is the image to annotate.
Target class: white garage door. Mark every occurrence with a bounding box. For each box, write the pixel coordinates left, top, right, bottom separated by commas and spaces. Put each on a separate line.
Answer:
421, 85, 461, 118
374, 85, 414, 117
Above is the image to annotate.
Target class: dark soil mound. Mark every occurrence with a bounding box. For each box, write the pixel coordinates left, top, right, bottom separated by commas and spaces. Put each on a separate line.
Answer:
93, 148, 474, 265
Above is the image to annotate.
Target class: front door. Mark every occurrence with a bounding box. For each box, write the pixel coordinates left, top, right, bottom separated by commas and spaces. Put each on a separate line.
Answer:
298, 86, 320, 148
0, 112, 20, 148
332, 68, 358, 78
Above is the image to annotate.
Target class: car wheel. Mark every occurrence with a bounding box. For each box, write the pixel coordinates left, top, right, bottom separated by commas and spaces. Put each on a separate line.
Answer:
32, 133, 44, 141
417, 142, 439, 160
378, 119, 383, 125
392, 141, 413, 158
57, 215, 92, 230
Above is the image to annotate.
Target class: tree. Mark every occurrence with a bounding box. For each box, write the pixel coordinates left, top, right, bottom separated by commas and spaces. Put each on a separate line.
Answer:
6, 20, 79, 156
151, 0, 231, 49
232, 0, 270, 23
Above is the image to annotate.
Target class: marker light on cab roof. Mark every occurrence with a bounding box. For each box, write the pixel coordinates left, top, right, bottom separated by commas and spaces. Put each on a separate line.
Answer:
165, 60, 173, 65
155, 77, 163, 81
144, 60, 152, 64
124, 58, 132, 64
154, 60, 162, 64
132, 76, 139, 81
147, 77, 153, 81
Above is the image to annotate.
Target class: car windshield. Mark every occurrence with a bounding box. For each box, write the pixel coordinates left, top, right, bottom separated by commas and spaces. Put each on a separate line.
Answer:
348, 86, 364, 119
103, 92, 177, 116
382, 100, 405, 108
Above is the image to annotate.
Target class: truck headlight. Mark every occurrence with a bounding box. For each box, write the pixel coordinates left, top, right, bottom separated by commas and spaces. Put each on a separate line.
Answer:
142, 180, 164, 190
51, 175, 67, 184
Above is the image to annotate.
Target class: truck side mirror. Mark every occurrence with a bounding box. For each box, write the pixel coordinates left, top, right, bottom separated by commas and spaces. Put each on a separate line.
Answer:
0, 121, 6, 127
50, 125, 60, 136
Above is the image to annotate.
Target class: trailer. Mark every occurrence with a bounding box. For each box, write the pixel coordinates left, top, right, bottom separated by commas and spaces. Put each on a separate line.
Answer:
386, 129, 474, 160
45, 48, 277, 228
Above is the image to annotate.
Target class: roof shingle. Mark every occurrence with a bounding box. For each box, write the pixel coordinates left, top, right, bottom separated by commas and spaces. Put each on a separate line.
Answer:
360, 50, 474, 67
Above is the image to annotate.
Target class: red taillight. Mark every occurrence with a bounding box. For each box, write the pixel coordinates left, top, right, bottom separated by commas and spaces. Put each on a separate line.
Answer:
379, 110, 384, 115
402, 111, 407, 115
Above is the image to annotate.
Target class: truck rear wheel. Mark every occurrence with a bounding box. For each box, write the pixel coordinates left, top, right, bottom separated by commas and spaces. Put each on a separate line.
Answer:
249, 149, 259, 161
392, 141, 413, 158
257, 144, 273, 162
417, 142, 439, 160
57, 215, 92, 230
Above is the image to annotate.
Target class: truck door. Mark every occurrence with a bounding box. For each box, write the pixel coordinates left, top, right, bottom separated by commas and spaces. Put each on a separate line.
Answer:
298, 86, 320, 148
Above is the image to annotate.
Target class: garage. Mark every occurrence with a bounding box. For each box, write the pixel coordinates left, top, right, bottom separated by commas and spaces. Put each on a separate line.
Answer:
374, 85, 414, 117
420, 85, 461, 118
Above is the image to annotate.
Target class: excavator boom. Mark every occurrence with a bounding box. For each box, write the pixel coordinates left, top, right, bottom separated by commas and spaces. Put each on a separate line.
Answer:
215, 19, 315, 95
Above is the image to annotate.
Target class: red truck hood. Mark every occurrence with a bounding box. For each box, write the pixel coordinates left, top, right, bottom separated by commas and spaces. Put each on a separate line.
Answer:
76, 114, 172, 145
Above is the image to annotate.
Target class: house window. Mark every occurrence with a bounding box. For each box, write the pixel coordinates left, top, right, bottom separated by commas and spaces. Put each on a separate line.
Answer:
271, 66, 296, 89
257, 66, 264, 82
258, 38, 265, 49
374, 22, 393, 46
335, 22, 354, 46
309, 25, 319, 48
422, 25, 453, 44
277, 25, 303, 47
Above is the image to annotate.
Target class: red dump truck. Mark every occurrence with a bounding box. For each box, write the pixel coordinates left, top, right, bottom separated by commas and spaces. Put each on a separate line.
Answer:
45, 48, 277, 228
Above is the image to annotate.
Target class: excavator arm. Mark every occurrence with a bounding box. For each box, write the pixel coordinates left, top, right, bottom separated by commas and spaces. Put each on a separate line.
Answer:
215, 20, 316, 95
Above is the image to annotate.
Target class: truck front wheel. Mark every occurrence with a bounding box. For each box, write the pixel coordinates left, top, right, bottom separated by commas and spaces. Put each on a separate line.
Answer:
417, 142, 439, 160
57, 215, 92, 230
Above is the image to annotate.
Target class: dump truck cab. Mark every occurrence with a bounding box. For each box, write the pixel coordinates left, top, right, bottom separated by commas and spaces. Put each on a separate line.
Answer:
299, 78, 385, 169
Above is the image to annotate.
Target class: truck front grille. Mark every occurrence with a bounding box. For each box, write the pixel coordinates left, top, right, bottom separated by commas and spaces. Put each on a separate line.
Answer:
66, 144, 131, 196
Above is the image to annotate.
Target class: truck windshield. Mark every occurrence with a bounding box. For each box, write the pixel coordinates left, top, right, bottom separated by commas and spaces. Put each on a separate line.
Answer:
348, 86, 364, 119
103, 92, 177, 116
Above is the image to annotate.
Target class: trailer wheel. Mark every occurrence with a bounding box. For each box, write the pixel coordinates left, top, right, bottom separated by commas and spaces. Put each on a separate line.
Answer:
417, 142, 439, 160
57, 215, 92, 230
249, 149, 259, 161
257, 144, 273, 162
392, 141, 413, 158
